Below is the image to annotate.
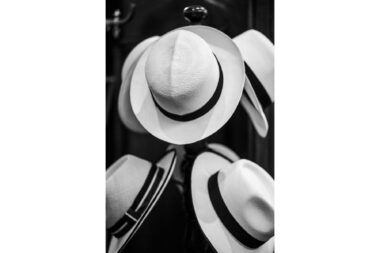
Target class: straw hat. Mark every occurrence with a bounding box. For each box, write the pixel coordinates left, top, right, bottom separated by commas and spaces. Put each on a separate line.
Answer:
130, 26, 245, 144
233, 30, 274, 137
118, 29, 274, 139
107, 149, 177, 253
191, 151, 274, 253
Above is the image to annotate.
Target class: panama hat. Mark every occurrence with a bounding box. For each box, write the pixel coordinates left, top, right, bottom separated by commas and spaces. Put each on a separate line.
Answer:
233, 30, 274, 108
118, 29, 273, 138
106, 149, 177, 253
233, 30, 274, 137
191, 151, 274, 253
130, 25, 245, 144
118, 36, 159, 133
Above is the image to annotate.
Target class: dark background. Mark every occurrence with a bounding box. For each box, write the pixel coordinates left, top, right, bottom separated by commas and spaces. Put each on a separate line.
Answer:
106, 0, 274, 252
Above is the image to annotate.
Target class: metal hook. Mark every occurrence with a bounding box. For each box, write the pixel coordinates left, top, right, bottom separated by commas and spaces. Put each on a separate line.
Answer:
106, 3, 136, 39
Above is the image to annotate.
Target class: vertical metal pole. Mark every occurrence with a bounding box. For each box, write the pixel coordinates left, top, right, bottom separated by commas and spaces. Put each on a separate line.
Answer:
181, 7, 210, 252
247, 0, 255, 161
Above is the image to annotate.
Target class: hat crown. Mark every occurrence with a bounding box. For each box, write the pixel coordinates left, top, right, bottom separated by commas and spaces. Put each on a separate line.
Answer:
218, 159, 274, 241
144, 30, 219, 115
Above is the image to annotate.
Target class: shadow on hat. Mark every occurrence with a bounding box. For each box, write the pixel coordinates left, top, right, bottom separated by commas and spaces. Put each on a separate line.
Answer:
106, 149, 177, 253
191, 150, 274, 253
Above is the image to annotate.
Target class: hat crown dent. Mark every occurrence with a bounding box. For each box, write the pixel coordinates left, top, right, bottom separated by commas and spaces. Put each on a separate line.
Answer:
145, 30, 219, 115
218, 159, 274, 242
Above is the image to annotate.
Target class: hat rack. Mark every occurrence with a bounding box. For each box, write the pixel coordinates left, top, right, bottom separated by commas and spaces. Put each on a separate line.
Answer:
107, 5, 218, 252
105, 4, 209, 38
180, 5, 217, 253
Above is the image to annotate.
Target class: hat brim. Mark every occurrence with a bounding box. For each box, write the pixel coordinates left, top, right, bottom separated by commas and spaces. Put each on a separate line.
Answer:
130, 25, 245, 144
107, 149, 177, 253
233, 30, 274, 103
118, 36, 159, 133
240, 77, 269, 137
191, 151, 274, 253
207, 143, 240, 162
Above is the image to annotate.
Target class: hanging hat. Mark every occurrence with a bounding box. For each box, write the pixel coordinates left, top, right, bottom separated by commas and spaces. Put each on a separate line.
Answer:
233, 30, 274, 137
118, 36, 159, 133
130, 26, 245, 144
107, 149, 177, 253
233, 30, 274, 108
191, 151, 274, 253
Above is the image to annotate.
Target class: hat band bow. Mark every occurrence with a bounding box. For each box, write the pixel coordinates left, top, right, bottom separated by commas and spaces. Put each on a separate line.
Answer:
108, 164, 164, 238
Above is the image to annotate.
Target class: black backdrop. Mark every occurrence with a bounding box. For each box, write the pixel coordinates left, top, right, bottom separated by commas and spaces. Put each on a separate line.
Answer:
106, 0, 274, 252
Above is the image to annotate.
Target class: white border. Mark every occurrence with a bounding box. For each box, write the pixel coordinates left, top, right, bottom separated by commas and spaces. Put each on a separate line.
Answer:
276, 0, 380, 252
1, 0, 380, 252
0, 0, 105, 252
